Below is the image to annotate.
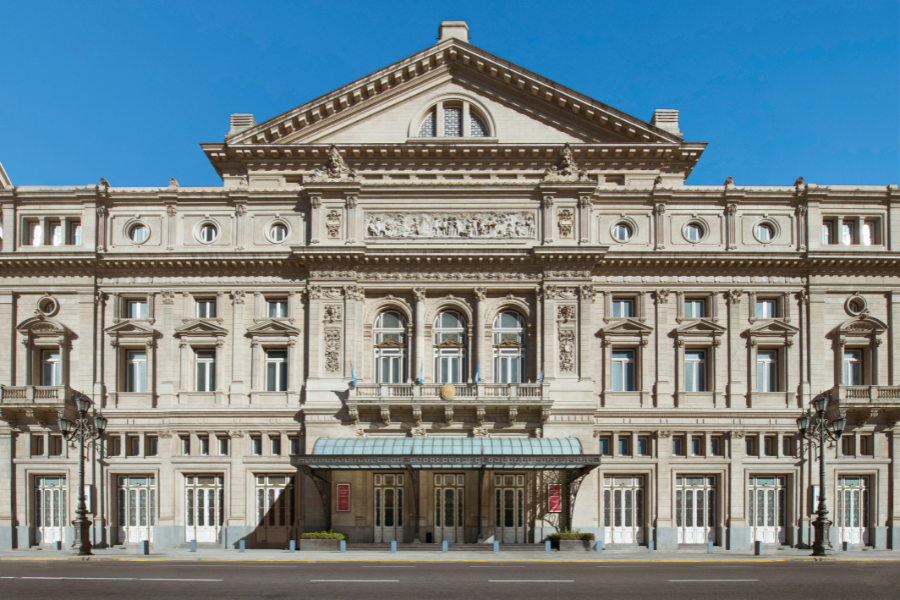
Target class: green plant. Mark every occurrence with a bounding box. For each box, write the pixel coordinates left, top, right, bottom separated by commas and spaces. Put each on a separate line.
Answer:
547, 530, 595, 541
300, 530, 347, 540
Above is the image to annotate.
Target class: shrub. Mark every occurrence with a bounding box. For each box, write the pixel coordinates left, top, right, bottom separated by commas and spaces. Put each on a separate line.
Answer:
547, 528, 595, 541
301, 530, 347, 540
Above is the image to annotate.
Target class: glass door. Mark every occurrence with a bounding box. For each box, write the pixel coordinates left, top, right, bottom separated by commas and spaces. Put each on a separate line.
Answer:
836, 476, 870, 545
117, 475, 156, 544
185, 475, 223, 543
494, 474, 526, 544
748, 476, 786, 544
434, 474, 464, 543
374, 473, 404, 543
34, 476, 67, 545
255, 475, 294, 548
675, 476, 715, 544
603, 475, 645, 544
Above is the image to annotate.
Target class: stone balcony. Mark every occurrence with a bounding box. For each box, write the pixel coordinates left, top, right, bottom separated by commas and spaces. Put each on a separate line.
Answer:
828, 385, 900, 423
0, 385, 74, 425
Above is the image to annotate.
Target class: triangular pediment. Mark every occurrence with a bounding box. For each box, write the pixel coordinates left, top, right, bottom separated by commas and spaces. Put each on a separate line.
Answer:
175, 319, 229, 337
674, 319, 727, 335
220, 39, 688, 149
104, 320, 156, 336
246, 319, 301, 336
601, 319, 654, 335
747, 320, 800, 336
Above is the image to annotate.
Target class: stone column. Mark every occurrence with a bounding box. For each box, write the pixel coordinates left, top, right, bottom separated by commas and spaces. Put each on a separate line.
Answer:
178, 340, 189, 391
577, 193, 591, 244
0, 429, 13, 549
307, 287, 322, 379
655, 430, 675, 549
230, 290, 245, 404
343, 286, 357, 380
654, 289, 672, 408
654, 202, 666, 250
726, 290, 745, 408
808, 291, 828, 396
541, 195, 554, 245
727, 431, 750, 550
309, 196, 322, 244
226, 430, 247, 547
0, 200, 15, 252
474, 288, 486, 382
413, 288, 426, 382
726, 203, 738, 250
250, 339, 261, 391
542, 285, 556, 381
345, 195, 358, 244
165, 204, 177, 250
578, 285, 595, 379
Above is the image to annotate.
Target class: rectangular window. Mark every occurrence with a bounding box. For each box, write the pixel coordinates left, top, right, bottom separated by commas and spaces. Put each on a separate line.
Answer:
745, 437, 756, 456
32, 436, 45, 456
684, 299, 705, 318
756, 299, 777, 319
618, 438, 629, 456
147, 437, 158, 457
782, 436, 793, 457
267, 300, 288, 318
28, 221, 42, 246
611, 350, 636, 392
110, 436, 121, 456
49, 436, 63, 456
860, 435, 872, 456
125, 351, 147, 393
691, 437, 702, 456
842, 221, 855, 245
598, 438, 611, 456
757, 350, 778, 392
841, 436, 854, 456
48, 221, 63, 246
822, 220, 835, 245
181, 436, 190, 455
843, 350, 863, 385
271, 437, 282, 456
685, 350, 707, 392
41, 350, 62, 386
763, 436, 775, 457
200, 436, 210, 456
672, 437, 684, 456
128, 436, 140, 457
196, 300, 217, 318
710, 437, 722, 456
265, 350, 288, 392
126, 300, 147, 319
862, 219, 879, 246
612, 299, 634, 318
195, 350, 216, 392
637, 437, 649, 456
290, 437, 301, 456
218, 437, 229, 456
251, 437, 263, 456
69, 221, 82, 245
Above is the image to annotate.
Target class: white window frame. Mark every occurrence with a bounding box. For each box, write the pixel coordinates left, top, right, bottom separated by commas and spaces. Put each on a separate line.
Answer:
611, 349, 636, 392
126, 300, 148, 320
756, 349, 778, 392
756, 299, 777, 319
684, 350, 707, 392
265, 350, 288, 392
267, 300, 288, 319
374, 311, 408, 384
684, 299, 705, 319
195, 350, 216, 392
492, 311, 525, 384
433, 311, 467, 384
125, 350, 147, 393
196, 299, 217, 319
41, 349, 62, 386
843, 349, 863, 385
612, 299, 634, 318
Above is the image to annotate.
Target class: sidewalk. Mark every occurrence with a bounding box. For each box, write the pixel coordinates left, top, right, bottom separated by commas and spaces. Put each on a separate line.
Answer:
2, 546, 898, 562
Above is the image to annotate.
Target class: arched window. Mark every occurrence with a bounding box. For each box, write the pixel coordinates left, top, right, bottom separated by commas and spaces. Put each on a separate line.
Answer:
433, 311, 466, 383
374, 311, 408, 384
492, 311, 525, 383
416, 100, 491, 138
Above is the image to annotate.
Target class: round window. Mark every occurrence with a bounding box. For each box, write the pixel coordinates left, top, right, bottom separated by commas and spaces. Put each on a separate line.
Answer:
37, 296, 58, 316
848, 300, 862, 314
129, 223, 149, 243
755, 223, 774, 242
684, 222, 704, 242
270, 223, 288, 243
612, 223, 633, 242
199, 224, 218, 243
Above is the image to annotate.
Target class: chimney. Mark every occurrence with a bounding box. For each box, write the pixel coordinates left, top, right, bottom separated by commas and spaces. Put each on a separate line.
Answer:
227, 113, 256, 138
651, 109, 681, 137
438, 21, 469, 43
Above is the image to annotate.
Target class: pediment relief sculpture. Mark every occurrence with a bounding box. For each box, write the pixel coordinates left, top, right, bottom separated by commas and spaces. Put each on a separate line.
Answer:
17, 315, 72, 343
542, 143, 591, 182
833, 315, 887, 341
375, 335, 405, 348
308, 145, 357, 182
496, 334, 524, 348
436, 336, 465, 349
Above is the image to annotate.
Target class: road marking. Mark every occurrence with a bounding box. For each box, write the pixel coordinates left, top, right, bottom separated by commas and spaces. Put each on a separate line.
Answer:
14, 577, 222, 582
695, 566, 752, 568
669, 579, 759, 582
596, 565, 651, 568
470, 566, 525, 568
311, 580, 400, 582
489, 580, 574, 583
363, 566, 416, 568
139, 578, 223, 581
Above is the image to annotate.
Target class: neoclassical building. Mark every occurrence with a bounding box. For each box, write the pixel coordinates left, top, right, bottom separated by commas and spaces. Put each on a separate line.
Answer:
1, 21, 898, 551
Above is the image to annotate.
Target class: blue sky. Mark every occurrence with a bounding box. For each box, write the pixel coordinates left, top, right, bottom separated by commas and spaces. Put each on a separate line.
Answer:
1, 0, 897, 186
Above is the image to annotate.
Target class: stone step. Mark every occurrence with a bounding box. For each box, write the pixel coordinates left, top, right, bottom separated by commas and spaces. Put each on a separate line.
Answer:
346, 543, 545, 552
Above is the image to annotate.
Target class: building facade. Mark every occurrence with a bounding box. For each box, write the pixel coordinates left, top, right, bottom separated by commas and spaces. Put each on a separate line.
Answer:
1, 21, 899, 551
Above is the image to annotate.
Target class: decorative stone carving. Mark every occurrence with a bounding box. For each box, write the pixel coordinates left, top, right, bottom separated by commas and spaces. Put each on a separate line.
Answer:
654, 289, 670, 304
412, 287, 427, 302
474, 287, 487, 302
578, 285, 595, 302
558, 329, 576, 373
228, 430, 246, 438
380, 405, 391, 426
508, 405, 518, 425
310, 196, 322, 209
472, 427, 490, 437
657, 430, 672, 438
309, 286, 343, 300
444, 405, 454, 426
348, 406, 359, 426
729, 430, 746, 439
540, 407, 550, 423
365, 211, 536, 239
543, 143, 589, 182
410, 426, 428, 437
546, 270, 592, 279
323, 305, 342, 324
310, 144, 357, 181
324, 330, 341, 373
475, 406, 485, 426
159, 291, 175, 305
557, 305, 576, 323
533, 428, 542, 438
412, 405, 422, 427
326, 209, 342, 239
726, 289, 744, 304
235, 204, 247, 217
231, 290, 245, 305
166, 204, 177, 217
360, 271, 540, 282
557, 208, 574, 239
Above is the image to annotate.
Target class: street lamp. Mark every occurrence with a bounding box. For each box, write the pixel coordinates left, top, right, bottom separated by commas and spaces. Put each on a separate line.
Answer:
58, 395, 107, 556
797, 393, 846, 556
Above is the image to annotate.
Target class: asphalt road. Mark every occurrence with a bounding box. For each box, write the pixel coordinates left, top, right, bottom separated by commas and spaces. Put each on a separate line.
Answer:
0, 559, 897, 599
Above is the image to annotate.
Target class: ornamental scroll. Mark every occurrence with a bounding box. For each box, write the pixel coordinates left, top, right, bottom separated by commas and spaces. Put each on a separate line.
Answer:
365, 212, 536, 239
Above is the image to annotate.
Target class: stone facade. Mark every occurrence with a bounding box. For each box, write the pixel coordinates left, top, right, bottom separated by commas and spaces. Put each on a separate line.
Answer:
1, 22, 899, 551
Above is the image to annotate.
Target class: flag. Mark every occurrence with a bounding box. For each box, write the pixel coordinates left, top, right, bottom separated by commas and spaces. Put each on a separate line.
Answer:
474, 364, 481, 384
417, 363, 423, 385
350, 362, 357, 387
538, 367, 544, 384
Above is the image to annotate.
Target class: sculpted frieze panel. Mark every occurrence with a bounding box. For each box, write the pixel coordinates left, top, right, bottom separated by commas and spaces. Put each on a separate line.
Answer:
359, 271, 540, 282
365, 211, 536, 239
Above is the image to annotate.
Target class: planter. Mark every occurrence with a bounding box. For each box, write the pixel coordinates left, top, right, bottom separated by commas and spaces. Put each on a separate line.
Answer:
300, 539, 341, 551
558, 539, 596, 552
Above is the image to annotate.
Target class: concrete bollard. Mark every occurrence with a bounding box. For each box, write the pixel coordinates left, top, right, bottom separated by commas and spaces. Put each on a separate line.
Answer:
442, 540, 448, 553
391, 540, 397, 554
493, 540, 499, 553
239, 540, 245, 553
260, 540, 267, 550
290, 540, 296, 553
190, 539, 197, 552
141, 540, 150, 555
597, 540, 603, 554
340, 540, 346, 553
842, 541, 850, 552
707, 541, 714, 553
54, 541, 62, 551
648, 541, 654, 553
754, 541, 763, 556
545, 540, 551, 553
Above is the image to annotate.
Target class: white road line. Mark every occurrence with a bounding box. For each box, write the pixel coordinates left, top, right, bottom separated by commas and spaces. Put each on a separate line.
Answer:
311, 580, 400, 582
362, 566, 416, 568
596, 565, 650, 568
489, 580, 574, 583
669, 579, 759, 582
14, 577, 222, 582
139, 578, 223, 581
470, 566, 525, 568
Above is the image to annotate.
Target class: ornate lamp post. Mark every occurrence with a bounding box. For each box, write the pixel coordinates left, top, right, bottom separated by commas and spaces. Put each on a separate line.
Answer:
797, 393, 846, 556
58, 395, 107, 556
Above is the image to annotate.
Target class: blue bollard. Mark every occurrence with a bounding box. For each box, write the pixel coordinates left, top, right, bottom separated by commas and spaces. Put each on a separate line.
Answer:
141, 540, 149, 555
545, 540, 551, 553
493, 540, 499, 553
391, 540, 397, 554
54, 541, 62, 551
290, 540, 296, 553
239, 540, 245, 553
648, 541, 654, 553
707, 540, 714, 553
842, 541, 849, 552
597, 540, 603, 554
190, 539, 197, 552
442, 540, 448, 553
340, 540, 346, 553
754, 541, 763, 556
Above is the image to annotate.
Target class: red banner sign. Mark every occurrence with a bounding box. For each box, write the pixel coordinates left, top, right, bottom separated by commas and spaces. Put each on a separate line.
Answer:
336, 483, 351, 512
548, 483, 561, 513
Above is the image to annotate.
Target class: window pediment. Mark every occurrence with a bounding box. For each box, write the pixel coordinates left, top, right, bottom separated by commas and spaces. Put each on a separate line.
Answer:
673, 319, 726, 345
437, 336, 465, 349
246, 319, 301, 337
175, 319, 229, 338
104, 320, 157, 347
745, 320, 799, 344
495, 334, 524, 348
833, 316, 887, 343
17, 315, 71, 342
376, 334, 406, 348
600, 318, 653, 346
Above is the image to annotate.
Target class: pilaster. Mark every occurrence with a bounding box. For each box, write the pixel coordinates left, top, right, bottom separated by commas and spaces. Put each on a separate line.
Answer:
726, 289, 745, 408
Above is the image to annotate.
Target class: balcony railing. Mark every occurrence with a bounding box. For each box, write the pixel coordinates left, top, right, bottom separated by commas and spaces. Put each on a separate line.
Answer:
350, 382, 548, 404
0, 385, 73, 405
831, 385, 900, 404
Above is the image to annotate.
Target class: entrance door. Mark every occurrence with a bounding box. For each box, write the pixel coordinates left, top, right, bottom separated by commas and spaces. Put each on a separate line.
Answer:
675, 476, 715, 544
34, 475, 67, 545
374, 473, 404, 543
255, 475, 294, 548
494, 474, 526, 544
836, 476, 870, 545
117, 475, 156, 544
748, 476, 786, 543
185, 475, 223, 543
603, 475, 645, 544
434, 474, 464, 543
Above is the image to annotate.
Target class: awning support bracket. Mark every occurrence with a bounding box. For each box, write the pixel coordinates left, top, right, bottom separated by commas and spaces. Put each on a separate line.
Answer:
565, 464, 599, 532
300, 465, 332, 531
